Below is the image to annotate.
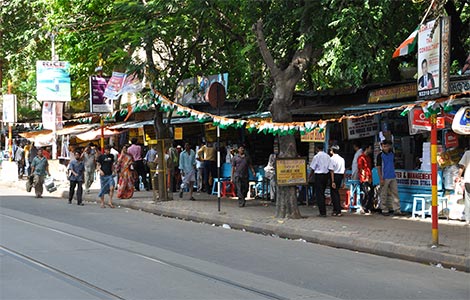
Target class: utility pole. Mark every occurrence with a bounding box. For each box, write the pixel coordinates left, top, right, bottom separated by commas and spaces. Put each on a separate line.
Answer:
49, 29, 58, 159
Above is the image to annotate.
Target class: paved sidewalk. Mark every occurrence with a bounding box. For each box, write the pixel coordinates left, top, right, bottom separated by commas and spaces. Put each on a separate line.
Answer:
3, 179, 470, 272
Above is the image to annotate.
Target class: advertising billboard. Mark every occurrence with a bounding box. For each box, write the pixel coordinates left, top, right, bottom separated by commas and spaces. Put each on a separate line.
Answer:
89, 76, 111, 113
36, 61, 71, 101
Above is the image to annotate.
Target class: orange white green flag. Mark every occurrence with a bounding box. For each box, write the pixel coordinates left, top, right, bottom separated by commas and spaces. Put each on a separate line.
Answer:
392, 27, 419, 58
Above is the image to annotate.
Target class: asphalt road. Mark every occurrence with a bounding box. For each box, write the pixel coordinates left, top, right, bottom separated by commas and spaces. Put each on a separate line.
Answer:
1, 188, 469, 300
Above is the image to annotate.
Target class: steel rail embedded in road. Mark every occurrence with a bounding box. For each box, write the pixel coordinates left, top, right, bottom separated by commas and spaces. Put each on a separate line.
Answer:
1, 213, 290, 300
0, 245, 126, 300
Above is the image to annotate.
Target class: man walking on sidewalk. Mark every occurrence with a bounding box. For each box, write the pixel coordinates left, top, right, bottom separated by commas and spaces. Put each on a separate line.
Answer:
81, 143, 97, 194
179, 143, 196, 200
328, 145, 345, 217
128, 138, 147, 191
30, 148, 50, 198
376, 140, 403, 216
68, 150, 85, 205
232, 146, 255, 207
97, 145, 115, 208
309, 144, 331, 217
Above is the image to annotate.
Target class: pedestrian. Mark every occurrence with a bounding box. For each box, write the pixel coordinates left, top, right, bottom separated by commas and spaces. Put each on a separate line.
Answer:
179, 142, 196, 200
166, 143, 179, 192
81, 143, 97, 194
24, 141, 31, 176
30, 148, 50, 198
67, 151, 85, 205
264, 153, 277, 202
128, 138, 148, 191
376, 140, 404, 216
232, 146, 255, 207
144, 145, 157, 190
197, 141, 217, 194
309, 144, 331, 217
351, 141, 363, 180
27, 142, 38, 176
328, 145, 345, 217
357, 144, 374, 214
455, 149, 470, 225
116, 145, 135, 199
195, 142, 205, 192
14, 142, 25, 180
97, 145, 115, 208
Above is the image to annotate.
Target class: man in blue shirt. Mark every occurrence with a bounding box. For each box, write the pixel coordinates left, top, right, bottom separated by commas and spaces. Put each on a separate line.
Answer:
376, 140, 404, 216
68, 151, 85, 205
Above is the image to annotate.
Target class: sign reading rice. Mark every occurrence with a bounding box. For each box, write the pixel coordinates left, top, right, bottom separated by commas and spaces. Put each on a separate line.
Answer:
275, 158, 307, 186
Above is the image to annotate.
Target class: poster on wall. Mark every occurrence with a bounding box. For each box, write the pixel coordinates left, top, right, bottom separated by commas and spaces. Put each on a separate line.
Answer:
175, 73, 228, 106
346, 115, 380, 139
36, 61, 71, 101
89, 75, 111, 113
42, 101, 63, 130
2, 94, 17, 123
417, 17, 451, 101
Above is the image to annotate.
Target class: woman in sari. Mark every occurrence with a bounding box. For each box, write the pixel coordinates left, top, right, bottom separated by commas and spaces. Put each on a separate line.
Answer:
117, 145, 135, 199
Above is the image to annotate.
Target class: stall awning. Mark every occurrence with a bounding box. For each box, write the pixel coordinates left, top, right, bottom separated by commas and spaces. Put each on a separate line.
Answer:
56, 124, 101, 136
76, 128, 123, 141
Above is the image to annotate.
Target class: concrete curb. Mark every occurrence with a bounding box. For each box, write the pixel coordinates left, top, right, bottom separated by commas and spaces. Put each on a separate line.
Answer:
64, 190, 470, 273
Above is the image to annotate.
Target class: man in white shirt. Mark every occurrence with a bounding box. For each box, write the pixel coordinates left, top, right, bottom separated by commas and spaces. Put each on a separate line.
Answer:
456, 150, 470, 225
329, 145, 345, 217
309, 144, 331, 217
351, 142, 363, 180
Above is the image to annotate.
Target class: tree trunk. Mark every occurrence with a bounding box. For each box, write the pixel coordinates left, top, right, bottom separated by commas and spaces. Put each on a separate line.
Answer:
270, 86, 302, 219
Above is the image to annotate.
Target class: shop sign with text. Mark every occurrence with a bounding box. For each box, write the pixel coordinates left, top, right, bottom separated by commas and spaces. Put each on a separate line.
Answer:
346, 115, 380, 139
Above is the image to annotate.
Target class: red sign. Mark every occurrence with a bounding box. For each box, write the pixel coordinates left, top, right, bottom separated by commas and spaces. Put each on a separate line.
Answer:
411, 109, 431, 130
437, 117, 445, 129
445, 131, 459, 148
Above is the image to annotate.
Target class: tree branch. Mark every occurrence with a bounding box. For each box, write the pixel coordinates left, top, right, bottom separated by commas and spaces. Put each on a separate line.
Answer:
253, 19, 279, 77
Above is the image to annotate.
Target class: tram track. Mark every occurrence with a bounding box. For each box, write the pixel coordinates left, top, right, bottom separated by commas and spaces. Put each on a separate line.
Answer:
1, 213, 290, 300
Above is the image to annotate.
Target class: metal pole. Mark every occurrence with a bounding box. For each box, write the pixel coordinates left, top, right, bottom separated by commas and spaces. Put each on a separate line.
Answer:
7, 81, 12, 162
217, 93, 221, 212
50, 30, 58, 159
100, 115, 105, 154
430, 115, 439, 246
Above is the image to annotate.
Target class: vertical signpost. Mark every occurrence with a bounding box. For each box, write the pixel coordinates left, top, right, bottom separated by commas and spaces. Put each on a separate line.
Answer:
417, 17, 451, 246
207, 82, 226, 212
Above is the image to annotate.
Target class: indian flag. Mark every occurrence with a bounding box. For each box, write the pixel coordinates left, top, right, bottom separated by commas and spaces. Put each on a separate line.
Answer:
392, 27, 419, 58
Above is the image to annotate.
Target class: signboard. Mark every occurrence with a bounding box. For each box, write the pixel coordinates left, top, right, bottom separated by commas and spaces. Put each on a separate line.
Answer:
275, 158, 307, 186
450, 79, 470, 94
300, 128, 326, 142
451, 106, 470, 135
36, 60, 71, 101
346, 115, 380, 139
395, 170, 433, 188
417, 17, 451, 100
174, 127, 183, 140
89, 76, 112, 113
103, 72, 126, 100
368, 83, 416, 103
444, 130, 459, 149
409, 108, 445, 133
2, 94, 17, 123
175, 73, 228, 105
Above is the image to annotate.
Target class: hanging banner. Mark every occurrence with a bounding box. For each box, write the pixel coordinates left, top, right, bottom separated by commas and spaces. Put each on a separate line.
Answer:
2, 94, 17, 123
175, 73, 228, 106
89, 75, 112, 113
346, 115, 380, 139
408, 108, 444, 134
36, 61, 71, 101
417, 17, 451, 101
103, 72, 126, 100
444, 130, 459, 148
42, 101, 63, 130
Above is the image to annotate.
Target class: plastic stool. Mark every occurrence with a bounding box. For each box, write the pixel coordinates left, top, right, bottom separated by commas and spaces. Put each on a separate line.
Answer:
221, 181, 236, 197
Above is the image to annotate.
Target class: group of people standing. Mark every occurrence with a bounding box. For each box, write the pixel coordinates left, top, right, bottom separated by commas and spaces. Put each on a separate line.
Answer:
308, 139, 404, 218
